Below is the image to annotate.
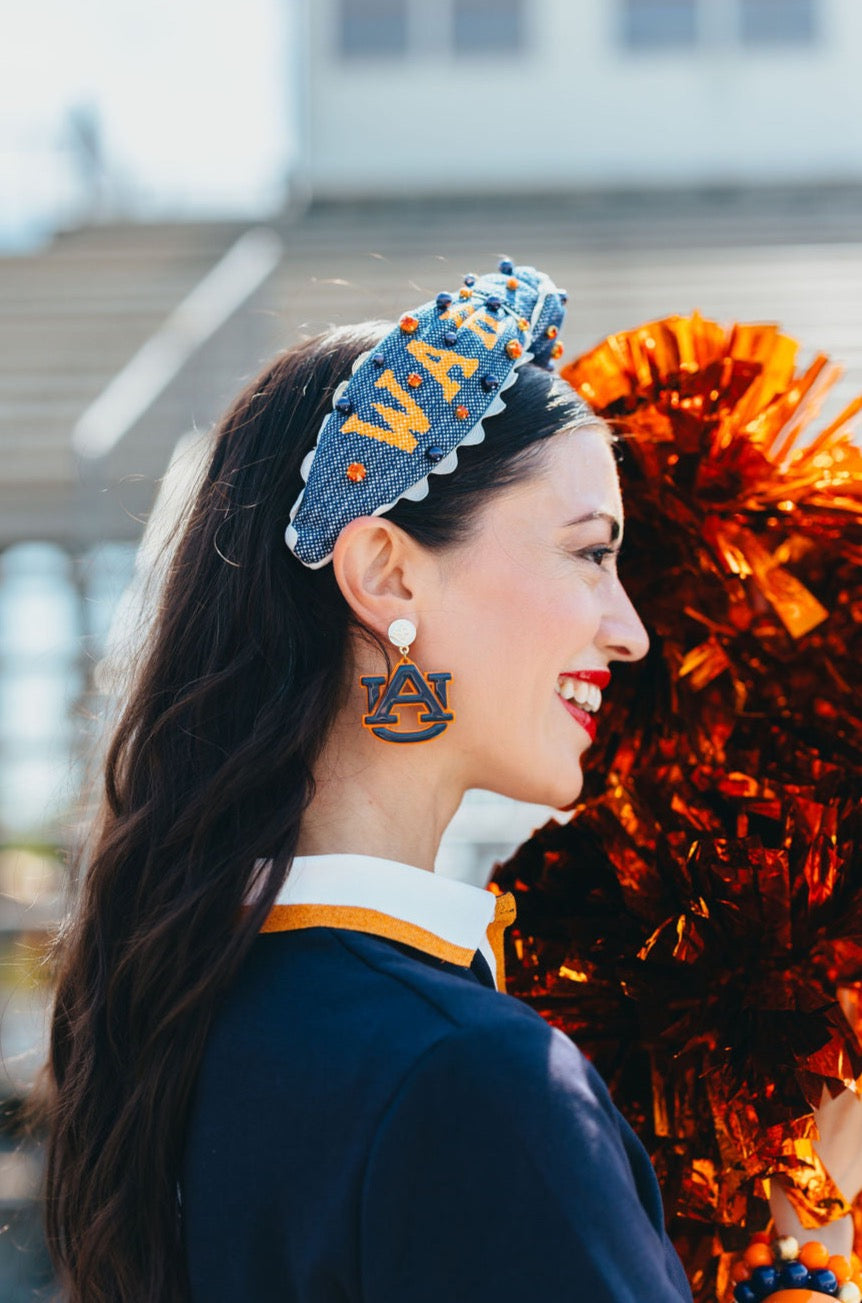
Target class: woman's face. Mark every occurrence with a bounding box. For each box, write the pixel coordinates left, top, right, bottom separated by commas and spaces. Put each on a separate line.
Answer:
419, 424, 650, 809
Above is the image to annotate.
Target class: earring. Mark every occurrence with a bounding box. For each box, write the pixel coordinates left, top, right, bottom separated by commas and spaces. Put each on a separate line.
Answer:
360, 618, 454, 743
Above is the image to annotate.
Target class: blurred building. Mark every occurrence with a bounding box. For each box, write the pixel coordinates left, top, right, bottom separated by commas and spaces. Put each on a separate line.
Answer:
7, 0, 862, 256
304, 0, 862, 195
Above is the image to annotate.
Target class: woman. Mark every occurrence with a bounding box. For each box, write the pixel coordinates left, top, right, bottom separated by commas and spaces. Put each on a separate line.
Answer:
43, 263, 692, 1302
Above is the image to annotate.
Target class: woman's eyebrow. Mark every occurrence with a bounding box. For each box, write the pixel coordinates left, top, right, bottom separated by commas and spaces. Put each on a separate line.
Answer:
562, 511, 622, 542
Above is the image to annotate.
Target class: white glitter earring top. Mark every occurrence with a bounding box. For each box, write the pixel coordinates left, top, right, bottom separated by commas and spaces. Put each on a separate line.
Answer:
388, 618, 416, 650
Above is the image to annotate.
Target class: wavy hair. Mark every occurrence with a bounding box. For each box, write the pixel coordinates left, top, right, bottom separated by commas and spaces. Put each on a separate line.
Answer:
42, 323, 600, 1301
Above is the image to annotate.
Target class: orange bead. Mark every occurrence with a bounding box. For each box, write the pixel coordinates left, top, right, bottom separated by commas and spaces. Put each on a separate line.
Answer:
506, 340, 523, 360
399, 314, 419, 333
546, 324, 559, 339
829, 1255, 851, 1285
506, 277, 518, 290
731, 1260, 752, 1283
551, 341, 564, 359
346, 462, 367, 483
459, 287, 472, 299
455, 405, 469, 420
407, 372, 422, 388
517, 317, 530, 331
800, 1242, 830, 1271
743, 1243, 774, 1269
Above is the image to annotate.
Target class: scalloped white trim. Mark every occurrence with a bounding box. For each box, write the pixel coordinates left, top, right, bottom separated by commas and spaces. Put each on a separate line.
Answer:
400, 476, 430, 502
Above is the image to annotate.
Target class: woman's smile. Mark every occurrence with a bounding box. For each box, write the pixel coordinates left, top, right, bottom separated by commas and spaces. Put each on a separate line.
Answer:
554, 669, 611, 743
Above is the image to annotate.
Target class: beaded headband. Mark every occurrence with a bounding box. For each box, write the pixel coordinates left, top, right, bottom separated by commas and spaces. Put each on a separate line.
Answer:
284, 259, 567, 568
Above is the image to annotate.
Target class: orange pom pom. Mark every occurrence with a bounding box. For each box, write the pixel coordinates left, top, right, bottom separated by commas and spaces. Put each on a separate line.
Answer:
744, 1243, 774, 1269
799, 1242, 830, 1271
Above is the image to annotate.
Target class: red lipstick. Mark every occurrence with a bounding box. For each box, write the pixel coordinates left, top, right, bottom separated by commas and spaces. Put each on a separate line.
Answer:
559, 669, 611, 688
558, 696, 597, 741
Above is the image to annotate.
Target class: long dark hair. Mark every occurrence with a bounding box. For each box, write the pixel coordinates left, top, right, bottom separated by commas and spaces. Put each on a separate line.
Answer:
42, 323, 599, 1301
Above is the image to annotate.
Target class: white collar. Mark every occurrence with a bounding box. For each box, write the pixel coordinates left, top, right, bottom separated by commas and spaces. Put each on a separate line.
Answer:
266, 852, 513, 988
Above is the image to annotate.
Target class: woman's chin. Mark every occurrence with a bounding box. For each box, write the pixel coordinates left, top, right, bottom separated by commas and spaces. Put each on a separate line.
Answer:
545, 774, 585, 812
542, 755, 586, 811
493, 767, 584, 813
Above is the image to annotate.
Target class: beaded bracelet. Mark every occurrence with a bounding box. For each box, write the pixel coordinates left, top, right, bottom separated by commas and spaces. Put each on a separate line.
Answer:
732, 1233, 862, 1302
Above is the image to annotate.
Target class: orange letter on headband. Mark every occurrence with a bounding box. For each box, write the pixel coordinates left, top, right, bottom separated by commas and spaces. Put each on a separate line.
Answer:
405, 339, 479, 401
462, 310, 503, 350
342, 370, 430, 452
441, 304, 472, 329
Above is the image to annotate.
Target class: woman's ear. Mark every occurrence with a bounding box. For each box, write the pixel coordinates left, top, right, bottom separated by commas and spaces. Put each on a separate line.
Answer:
331, 516, 418, 633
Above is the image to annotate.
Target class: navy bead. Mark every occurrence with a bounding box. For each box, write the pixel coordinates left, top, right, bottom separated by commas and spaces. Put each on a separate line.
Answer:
436, 291, 453, 309
544, 361, 556, 372
372, 353, 386, 368
809, 1268, 839, 1294
780, 1261, 809, 1289
485, 294, 502, 311
498, 257, 514, 274
480, 374, 499, 392
442, 330, 458, 346
334, 396, 352, 414
749, 1265, 778, 1298
426, 445, 445, 463
463, 273, 476, 286
559, 290, 568, 304
733, 1284, 757, 1303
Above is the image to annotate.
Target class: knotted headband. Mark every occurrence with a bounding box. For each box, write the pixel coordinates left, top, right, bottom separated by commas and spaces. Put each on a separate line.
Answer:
284, 259, 568, 568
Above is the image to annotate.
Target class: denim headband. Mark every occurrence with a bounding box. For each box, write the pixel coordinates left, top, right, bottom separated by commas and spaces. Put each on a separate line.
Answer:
284, 259, 568, 568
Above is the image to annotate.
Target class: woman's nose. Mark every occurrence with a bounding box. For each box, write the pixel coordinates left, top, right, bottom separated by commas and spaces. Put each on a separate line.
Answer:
600, 579, 650, 663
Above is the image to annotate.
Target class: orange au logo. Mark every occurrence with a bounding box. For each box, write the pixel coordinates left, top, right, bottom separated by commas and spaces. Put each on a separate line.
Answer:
361, 659, 454, 743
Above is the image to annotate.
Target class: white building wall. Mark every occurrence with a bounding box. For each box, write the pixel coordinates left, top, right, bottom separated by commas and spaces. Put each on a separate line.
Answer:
305, 0, 862, 195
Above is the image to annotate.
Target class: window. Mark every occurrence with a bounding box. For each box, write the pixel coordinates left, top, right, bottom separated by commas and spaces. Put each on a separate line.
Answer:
0, 541, 136, 836
338, 0, 408, 59
452, 0, 525, 56
0, 544, 80, 833
621, 0, 698, 49
740, 0, 816, 44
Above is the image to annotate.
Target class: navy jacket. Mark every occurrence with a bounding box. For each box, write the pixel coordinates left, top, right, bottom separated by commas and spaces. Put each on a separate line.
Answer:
182, 920, 692, 1301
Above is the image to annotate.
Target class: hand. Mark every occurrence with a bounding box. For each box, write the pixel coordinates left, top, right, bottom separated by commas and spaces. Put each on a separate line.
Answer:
769, 1086, 862, 1258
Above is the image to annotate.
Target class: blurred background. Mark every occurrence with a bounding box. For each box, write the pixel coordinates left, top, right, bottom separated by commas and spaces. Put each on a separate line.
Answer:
2, 0, 861, 1295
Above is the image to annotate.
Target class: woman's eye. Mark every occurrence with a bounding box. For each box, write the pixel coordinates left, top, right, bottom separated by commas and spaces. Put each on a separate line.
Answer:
579, 546, 620, 568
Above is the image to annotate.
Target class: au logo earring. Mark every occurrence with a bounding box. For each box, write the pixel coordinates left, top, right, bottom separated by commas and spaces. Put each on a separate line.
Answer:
360, 618, 454, 743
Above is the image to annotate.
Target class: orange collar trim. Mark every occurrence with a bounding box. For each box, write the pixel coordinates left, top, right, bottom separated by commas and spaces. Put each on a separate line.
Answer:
260, 892, 517, 993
